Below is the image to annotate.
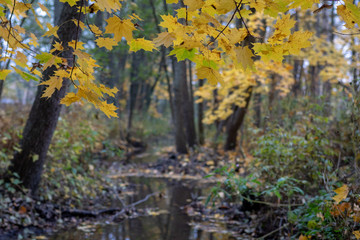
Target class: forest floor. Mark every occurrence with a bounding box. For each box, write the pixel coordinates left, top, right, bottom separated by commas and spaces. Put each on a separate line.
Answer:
0, 143, 267, 240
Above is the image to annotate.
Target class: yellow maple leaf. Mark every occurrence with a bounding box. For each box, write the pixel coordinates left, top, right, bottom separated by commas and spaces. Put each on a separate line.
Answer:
105, 17, 135, 42
129, 38, 156, 52
88, 24, 103, 35
166, 0, 178, 3
59, 0, 78, 7
289, 0, 320, 9
0, 69, 11, 80
61, 92, 81, 106
253, 43, 283, 62
39, 76, 64, 98
14, 51, 28, 68
214, 0, 235, 14
298, 235, 309, 240
72, 19, 86, 30
96, 37, 118, 50
226, 28, 248, 45
96, 0, 121, 12
42, 23, 59, 39
337, 1, 360, 29
268, 14, 296, 44
50, 42, 64, 53
153, 32, 176, 47
8, 2, 31, 18
68, 40, 85, 50
29, 33, 39, 47
333, 184, 349, 204
184, 0, 204, 11
99, 102, 118, 118
13, 25, 25, 34
233, 46, 254, 71
197, 66, 223, 85
176, 7, 199, 19
286, 31, 313, 55
159, 15, 179, 32
99, 84, 118, 97
354, 231, 360, 239
129, 13, 142, 21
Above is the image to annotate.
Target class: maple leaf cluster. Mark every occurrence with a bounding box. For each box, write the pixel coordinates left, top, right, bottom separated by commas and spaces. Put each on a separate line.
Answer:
0, 0, 359, 117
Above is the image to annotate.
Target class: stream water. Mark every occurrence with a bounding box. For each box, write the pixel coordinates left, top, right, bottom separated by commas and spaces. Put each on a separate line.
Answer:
50, 153, 247, 240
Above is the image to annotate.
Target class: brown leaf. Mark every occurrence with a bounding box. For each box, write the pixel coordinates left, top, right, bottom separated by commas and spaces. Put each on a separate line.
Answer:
18, 205, 27, 214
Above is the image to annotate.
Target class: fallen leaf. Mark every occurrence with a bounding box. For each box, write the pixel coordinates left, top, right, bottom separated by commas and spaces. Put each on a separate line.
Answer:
333, 184, 349, 204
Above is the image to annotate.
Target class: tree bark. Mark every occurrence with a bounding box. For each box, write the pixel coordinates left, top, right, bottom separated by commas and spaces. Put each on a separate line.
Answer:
8, 1, 83, 195
224, 87, 253, 151
127, 51, 144, 137
0, 79, 3, 101
172, 60, 188, 154
182, 61, 197, 148
197, 79, 205, 145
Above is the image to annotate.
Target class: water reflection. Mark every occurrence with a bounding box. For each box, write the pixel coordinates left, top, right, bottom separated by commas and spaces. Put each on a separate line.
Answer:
50, 177, 237, 240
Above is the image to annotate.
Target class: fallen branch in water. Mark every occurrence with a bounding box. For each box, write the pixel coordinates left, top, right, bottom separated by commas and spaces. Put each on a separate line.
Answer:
61, 208, 121, 218
61, 191, 159, 220
255, 223, 289, 240
111, 191, 160, 221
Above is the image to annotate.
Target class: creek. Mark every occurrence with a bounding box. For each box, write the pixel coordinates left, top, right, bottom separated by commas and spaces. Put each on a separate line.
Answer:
49, 152, 250, 240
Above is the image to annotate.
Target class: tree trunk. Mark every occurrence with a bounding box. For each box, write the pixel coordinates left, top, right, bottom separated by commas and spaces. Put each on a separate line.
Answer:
309, 65, 318, 98
223, 15, 257, 151
0, 79, 3, 101
172, 60, 188, 154
182, 61, 197, 148
268, 74, 277, 120
292, 59, 303, 96
197, 79, 204, 145
224, 87, 253, 151
253, 92, 261, 128
127, 51, 144, 137
8, 1, 83, 195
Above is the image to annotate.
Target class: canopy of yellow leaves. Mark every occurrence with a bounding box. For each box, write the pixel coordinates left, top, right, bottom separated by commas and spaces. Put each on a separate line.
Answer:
0, 0, 358, 117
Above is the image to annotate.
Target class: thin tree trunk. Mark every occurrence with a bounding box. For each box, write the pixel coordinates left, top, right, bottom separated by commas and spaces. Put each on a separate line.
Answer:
224, 87, 253, 151
182, 62, 197, 147
253, 92, 261, 128
268, 74, 277, 120
127, 51, 144, 137
173, 60, 187, 154
150, 0, 174, 121
223, 15, 257, 151
8, 1, 83, 195
197, 79, 204, 145
0, 80, 3, 101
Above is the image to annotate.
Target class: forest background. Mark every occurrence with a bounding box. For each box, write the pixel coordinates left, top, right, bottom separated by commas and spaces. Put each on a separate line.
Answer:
0, 0, 360, 239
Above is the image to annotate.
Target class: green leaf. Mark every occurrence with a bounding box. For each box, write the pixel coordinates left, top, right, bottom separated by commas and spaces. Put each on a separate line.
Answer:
35, 52, 53, 63
12, 67, 39, 82
169, 47, 197, 61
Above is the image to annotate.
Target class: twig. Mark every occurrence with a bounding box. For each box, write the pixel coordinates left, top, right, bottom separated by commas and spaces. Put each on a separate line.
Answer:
113, 186, 126, 208
207, 0, 243, 46
240, 193, 304, 207
129, 191, 159, 208
255, 223, 289, 240
334, 31, 360, 36
234, 0, 251, 36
